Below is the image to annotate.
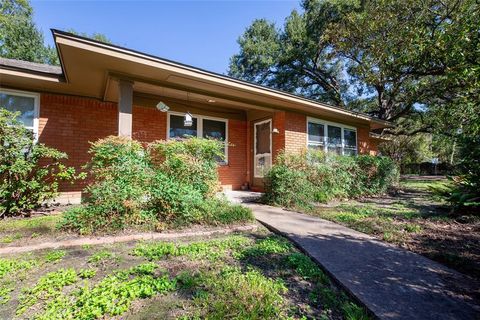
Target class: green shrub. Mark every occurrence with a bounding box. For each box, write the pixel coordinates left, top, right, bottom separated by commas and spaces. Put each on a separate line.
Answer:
149, 137, 223, 197
60, 136, 252, 233
264, 150, 398, 209
146, 171, 204, 225
434, 135, 480, 213
0, 109, 79, 217
193, 197, 254, 226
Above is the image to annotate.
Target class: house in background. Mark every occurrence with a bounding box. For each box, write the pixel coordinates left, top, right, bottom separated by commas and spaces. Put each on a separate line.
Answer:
0, 30, 390, 203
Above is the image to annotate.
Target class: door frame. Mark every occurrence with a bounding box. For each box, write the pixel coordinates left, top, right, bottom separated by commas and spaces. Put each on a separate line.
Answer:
253, 118, 272, 178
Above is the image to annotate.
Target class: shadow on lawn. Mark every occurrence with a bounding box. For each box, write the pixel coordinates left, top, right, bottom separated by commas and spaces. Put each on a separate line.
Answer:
277, 224, 480, 320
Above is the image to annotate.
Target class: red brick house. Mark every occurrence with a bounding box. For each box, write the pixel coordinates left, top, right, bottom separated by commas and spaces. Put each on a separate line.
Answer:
0, 30, 390, 202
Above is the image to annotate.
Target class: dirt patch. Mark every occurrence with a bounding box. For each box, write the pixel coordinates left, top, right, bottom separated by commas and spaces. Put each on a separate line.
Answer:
403, 217, 480, 280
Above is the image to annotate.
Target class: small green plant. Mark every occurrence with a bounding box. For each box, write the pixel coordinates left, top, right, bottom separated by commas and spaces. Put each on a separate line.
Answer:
16, 268, 78, 315
0, 233, 22, 243
36, 264, 177, 319
87, 250, 116, 265
342, 302, 370, 320
78, 269, 96, 279
133, 236, 252, 261
285, 253, 329, 284
0, 284, 14, 305
404, 223, 422, 233
44, 250, 66, 263
240, 235, 293, 258
0, 257, 37, 279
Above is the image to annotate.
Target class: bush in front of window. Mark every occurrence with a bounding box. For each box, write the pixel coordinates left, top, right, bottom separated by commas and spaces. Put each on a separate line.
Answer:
149, 137, 224, 197
59, 136, 252, 234
263, 150, 399, 209
0, 109, 79, 218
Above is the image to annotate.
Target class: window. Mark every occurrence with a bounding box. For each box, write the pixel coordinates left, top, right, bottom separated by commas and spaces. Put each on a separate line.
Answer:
343, 129, 357, 156
168, 112, 228, 163
307, 122, 325, 150
0, 89, 39, 138
327, 125, 342, 154
307, 117, 357, 155
254, 119, 272, 178
169, 115, 197, 138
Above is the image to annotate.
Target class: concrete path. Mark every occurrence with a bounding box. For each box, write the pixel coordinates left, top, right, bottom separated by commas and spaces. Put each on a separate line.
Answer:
226, 191, 479, 320
0, 224, 257, 255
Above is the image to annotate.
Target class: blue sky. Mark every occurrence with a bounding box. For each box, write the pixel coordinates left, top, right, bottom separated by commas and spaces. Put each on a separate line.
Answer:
31, 1, 300, 74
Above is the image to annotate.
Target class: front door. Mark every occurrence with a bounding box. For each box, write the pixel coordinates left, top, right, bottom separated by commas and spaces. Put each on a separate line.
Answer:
253, 119, 272, 180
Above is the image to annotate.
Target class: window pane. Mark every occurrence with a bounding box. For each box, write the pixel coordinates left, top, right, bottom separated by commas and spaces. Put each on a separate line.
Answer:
255, 121, 271, 155
327, 126, 342, 145
203, 119, 227, 162
169, 115, 197, 138
327, 125, 342, 154
344, 129, 357, 149
203, 119, 226, 141
308, 122, 324, 144
0, 93, 35, 127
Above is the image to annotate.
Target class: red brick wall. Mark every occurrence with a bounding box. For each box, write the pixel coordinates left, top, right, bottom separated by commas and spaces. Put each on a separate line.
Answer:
272, 111, 286, 162
39, 93, 118, 192
218, 119, 247, 190
132, 105, 167, 143
38, 93, 376, 195
357, 126, 372, 155
38, 93, 247, 193
284, 112, 307, 154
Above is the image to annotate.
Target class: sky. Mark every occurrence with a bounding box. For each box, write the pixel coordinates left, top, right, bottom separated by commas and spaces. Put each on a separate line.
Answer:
31, 0, 300, 74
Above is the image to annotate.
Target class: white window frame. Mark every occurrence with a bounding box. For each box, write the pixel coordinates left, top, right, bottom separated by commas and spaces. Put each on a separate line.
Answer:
0, 88, 40, 140
167, 111, 229, 164
306, 117, 357, 156
253, 118, 272, 178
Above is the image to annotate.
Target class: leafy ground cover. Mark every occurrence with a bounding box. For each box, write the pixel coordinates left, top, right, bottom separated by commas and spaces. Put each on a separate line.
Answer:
0, 228, 369, 320
308, 177, 480, 281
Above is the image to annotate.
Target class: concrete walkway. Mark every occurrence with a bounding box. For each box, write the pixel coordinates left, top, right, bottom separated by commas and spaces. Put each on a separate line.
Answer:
226, 191, 479, 320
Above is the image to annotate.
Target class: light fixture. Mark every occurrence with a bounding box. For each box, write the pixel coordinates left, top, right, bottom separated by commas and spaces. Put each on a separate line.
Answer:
272, 128, 280, 134
184, 112, 193, 127
207, 99, 216, 103
156, 101, 169, 112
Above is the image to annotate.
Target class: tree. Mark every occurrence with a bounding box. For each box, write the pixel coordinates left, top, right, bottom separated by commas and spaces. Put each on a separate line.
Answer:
229, 0, 479, 128
325, 0, 480, 132
228, 1, 357, 106
0, 0, 56, 64
0, 0, 112, 65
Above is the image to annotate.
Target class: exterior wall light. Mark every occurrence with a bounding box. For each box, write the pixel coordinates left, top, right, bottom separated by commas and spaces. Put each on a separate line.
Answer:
184, 112, 193, 127
272, 128, 280, 134
156, 101, 169, 112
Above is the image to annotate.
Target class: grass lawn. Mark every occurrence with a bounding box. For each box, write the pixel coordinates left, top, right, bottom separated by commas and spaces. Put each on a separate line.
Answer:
0, 228, 369, 320
0, 214, 63, 245
308, 177, 480, 280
